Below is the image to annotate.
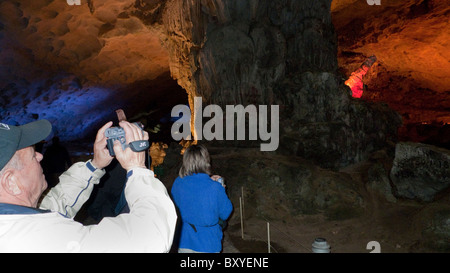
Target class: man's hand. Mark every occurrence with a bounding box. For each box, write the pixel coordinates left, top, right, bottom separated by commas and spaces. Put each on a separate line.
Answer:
91, 121, 114, 169
113, 121, 149, 171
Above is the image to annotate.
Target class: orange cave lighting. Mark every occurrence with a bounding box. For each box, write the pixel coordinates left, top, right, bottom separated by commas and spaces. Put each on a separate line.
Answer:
345, 55, 377, 98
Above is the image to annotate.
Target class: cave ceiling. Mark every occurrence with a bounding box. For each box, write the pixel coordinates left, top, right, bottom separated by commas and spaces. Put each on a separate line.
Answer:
0, 0, 182, 142
0, 0, 449, 146
332, 0, 450, 141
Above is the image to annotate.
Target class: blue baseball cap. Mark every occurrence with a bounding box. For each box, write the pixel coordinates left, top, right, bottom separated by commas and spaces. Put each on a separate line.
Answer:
0, 119, 52, 170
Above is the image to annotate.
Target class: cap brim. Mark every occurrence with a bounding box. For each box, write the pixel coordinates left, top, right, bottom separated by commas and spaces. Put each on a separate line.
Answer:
17, 119, 52, 150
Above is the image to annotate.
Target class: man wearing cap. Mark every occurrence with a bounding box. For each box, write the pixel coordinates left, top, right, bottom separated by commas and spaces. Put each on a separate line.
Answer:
0, 120, 177, 252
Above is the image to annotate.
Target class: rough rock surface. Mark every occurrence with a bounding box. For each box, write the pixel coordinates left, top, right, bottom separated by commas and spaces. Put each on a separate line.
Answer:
390, 142, 450, 202
332, 0, 450, 145
367, 162, 397, 203
162, 0, 402, 168
162, 144, 366, 221
158, 143, 450, 252
275, 71, 401, 168
1, 0, 448, 167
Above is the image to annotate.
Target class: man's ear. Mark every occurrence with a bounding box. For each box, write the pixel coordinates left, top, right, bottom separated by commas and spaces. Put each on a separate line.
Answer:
0, 170, 22, 196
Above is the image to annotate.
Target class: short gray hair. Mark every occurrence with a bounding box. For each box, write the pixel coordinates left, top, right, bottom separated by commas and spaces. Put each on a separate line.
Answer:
0, 152, 23, 177
178, 144, 211, 178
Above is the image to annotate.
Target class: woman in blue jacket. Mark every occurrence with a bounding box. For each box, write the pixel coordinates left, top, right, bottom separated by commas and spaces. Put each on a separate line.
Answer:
171, 144, 233, 253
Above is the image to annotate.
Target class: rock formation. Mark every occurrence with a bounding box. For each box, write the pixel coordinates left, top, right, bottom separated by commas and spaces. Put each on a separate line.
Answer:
332, 0, 450, 145
1, 0, 448, 252
1, 0, 447, 169
390, 142, 450, 202
160, 0, 401, 168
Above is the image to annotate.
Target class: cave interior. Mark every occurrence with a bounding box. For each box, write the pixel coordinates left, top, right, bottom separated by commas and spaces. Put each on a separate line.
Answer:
0, 0, 449, 253
1, 0, 448, 150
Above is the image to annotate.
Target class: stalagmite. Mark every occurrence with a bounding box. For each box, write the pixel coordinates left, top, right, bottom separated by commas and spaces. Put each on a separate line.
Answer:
345, 55, 377, 98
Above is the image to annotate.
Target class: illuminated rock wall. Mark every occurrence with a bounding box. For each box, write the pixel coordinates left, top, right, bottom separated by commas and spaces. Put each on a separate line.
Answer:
161, 0, 338, 106
332, 0, 450, 144
0, 0, 407, 168
161, 0, 401, 168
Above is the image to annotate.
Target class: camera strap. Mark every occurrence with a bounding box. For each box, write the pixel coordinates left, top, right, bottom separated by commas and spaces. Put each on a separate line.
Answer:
128, 140, 149, 152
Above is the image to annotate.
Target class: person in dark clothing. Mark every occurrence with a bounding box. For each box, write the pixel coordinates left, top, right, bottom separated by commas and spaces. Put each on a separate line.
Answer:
42, 136, 72, 188
87, 158, 128, 222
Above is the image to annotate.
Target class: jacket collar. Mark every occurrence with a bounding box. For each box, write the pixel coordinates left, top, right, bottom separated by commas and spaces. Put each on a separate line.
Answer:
0, 203, 50, 215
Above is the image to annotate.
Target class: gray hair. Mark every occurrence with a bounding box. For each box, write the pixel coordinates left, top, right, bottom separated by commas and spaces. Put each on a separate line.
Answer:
0, 152, 23, 177
178, 144, 211, 178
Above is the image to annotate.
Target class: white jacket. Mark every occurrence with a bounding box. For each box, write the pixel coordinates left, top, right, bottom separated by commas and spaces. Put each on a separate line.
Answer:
0, 161, 177, 253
